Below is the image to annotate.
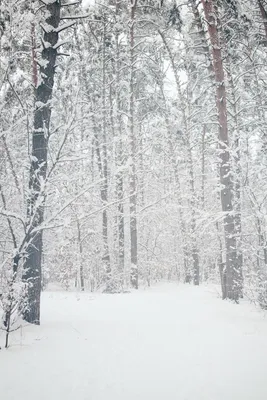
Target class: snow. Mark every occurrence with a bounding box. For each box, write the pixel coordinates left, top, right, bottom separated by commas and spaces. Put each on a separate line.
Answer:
1, 284, 267, 400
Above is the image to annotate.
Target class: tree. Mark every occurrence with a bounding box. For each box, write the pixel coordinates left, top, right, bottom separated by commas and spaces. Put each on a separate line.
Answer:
201, 0, 242, 301
129, 0, 138, 289
23, 0, 81, 323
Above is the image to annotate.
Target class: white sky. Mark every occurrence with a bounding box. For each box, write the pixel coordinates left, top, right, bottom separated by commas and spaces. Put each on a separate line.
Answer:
83, 0, 95, 5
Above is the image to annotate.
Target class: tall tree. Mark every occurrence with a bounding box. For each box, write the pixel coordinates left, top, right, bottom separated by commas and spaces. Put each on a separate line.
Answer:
129, 0, 138, 288
23, 0, 62, 324
201, 0, 241, 301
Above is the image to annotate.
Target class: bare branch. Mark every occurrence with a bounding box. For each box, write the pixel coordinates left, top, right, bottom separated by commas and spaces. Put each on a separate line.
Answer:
0, 185, 18, 249
55, 21, 76, 33
61, 14, 89, 20
61, 1, 80, 6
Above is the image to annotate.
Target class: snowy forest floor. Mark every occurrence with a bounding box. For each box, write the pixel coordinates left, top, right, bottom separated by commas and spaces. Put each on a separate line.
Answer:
1, 283, 267, 400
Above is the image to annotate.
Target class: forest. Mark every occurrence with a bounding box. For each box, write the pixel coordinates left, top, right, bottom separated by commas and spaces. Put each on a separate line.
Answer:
2, 1, 267, 398
1, 0, 267, 344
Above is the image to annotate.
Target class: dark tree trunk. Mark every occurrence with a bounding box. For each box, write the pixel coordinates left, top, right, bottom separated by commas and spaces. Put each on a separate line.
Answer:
189, 0, 213, 76
23, 0, 61, 324
258, 0, 267, 41
201, 0, 240, 301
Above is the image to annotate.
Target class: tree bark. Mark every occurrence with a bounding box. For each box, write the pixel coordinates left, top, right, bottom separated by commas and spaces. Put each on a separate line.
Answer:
77, 218, 85, 291
101, 19, 112, 290
23, 0, 61, 324
129, 0, 138, 289
114, 0, 125, 287
201, 0, 240, 301
227, 61, 243, 297
258, 0, 267, 41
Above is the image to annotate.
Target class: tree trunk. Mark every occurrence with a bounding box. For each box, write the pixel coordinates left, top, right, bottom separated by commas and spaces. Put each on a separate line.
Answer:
216, 221, 226, 298
23, 0, 61, 324
129, 0, 138, 289
115, 0, 125, 287
77, 218, 85, 291
227, 62, 243, 297
187, 141, 200, 285
189, 0, 213, 77
201, 0, 240, 301
101, 19, 112, 290
258, 0, 267, 41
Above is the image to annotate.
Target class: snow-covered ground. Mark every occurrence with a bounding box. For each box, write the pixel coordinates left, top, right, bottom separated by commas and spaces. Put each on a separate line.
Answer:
1, 284, 267, 400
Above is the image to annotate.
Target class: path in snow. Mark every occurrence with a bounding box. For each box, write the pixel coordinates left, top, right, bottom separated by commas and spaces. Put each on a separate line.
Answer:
1, 284, 267, 400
